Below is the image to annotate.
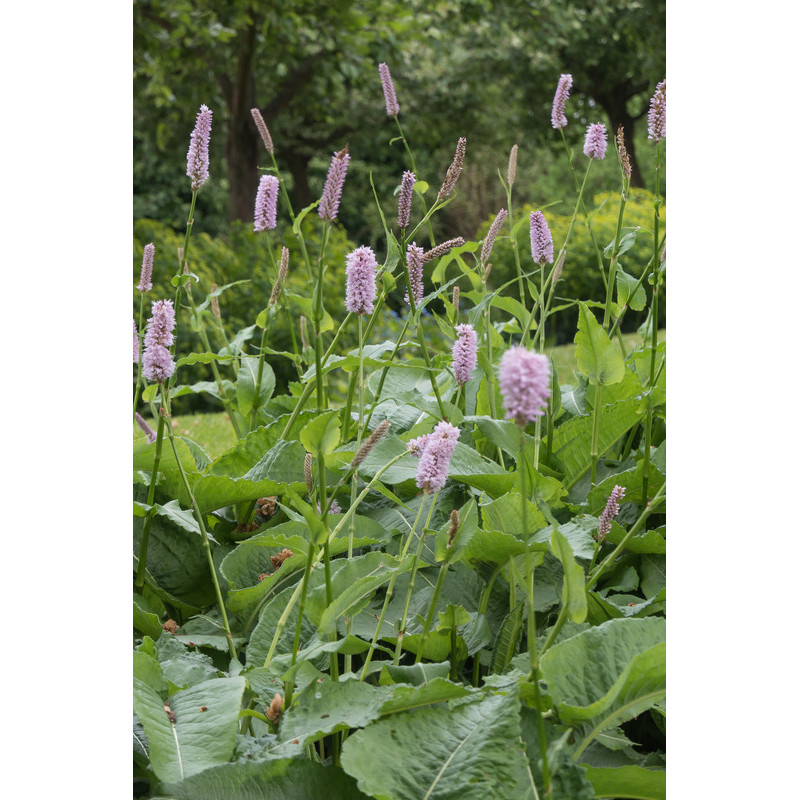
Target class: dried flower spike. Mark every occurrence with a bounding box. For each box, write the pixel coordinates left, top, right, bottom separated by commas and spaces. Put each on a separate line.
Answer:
265, 693, 284, 724
529, 211, 554, 266
352, 419, 392, 468
138, 243, 154, 292
499, 346, 551, 426
161, 619, 179, 634
648, 80, 666, 142
551, 74, 573, 130
447, 509, 460, 547
378, 62, 400, 117
416, 421, 461, 493
345, 245, 378, 315
422, 237, 465, 264
584, 123, 607, 160
270, 548, 295, 571
481, 209, 508, 264
437, 137, 466, 201
269, 247, 290, 306
616, 126, 632, 181
250, 108, 274, 154
507, 144, 518, 187
405, 242, 425, 306
319, 146, 350, 222
142, 299, 176, 384
597, 485, 626, 541
135, 412, 157, 444
397, 170, 415, 229
186, 105, 212, 191
452, 324, 477, 387
254, 174, 279, 232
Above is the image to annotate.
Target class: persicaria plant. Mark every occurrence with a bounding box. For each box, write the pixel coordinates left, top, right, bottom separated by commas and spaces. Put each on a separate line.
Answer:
133, 65, 666, 800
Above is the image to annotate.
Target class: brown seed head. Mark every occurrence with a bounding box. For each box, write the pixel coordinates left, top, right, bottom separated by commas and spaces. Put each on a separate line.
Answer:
250, 108, 275, 154
265, 692, 284, 724
270, 548, 294, 571
616, 125, 632, 181
161, 619, 179, 634
437, 137, 466, 201
269, 247, 290, 307
352, 419, 392, 468
422, 237, 465, 264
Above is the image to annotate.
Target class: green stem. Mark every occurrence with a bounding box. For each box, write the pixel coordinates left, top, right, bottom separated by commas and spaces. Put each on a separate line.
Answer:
414, 557, 449, 663
314, 222, 331, 412
134, 411, 167, 593
483, 275, 505, 468
589, 381, 603, 488
393, 492, 438, 665
506, 182, 525, 306
472, 563, 502, 686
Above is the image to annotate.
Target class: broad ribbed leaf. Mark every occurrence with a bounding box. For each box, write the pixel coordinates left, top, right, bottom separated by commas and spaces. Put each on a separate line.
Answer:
341, 689, 525, 800
583, 764, 666, 800
575, 301, 625, 386
160, 758, 368, 800
480, 491, 548, 538
550, 528, 587, 623
132, 676, 245, 784
490, 601, 525, 674
236, 355, 275, 416
299, 409, 341, 456
540, 618, 665, 753
379, 677, 473, 715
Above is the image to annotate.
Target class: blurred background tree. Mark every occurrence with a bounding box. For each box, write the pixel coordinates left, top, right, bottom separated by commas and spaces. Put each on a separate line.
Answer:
134, 0, 665, 406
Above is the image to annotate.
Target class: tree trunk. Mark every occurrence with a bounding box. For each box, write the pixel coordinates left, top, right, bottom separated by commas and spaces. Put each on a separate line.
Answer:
597, 95, 645, 190
224, 23, 260, 223
284, 150, 313, 210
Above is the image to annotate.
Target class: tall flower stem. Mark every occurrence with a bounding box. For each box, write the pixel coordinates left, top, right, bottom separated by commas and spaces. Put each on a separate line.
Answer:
602, 180, 629, 331
642, 144, 664, 501
360, 493, 429, 679
472, 563, 503, 686
314, 222, 331, 412
482, 271, 505, 468
520, 430, 551, 797
134, 410, 167, 594
262, 451, 409, 672
589, 380, 603, 488
393, 492, 439, 665
414, 555, 450, 663
395, 117, 436, 247
559, 130, 606, 288
160, 386, 238, 661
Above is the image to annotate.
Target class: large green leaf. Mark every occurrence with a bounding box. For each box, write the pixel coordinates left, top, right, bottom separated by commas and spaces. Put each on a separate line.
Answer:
551, 398, 642, 484
540, 618, 665, 753
132, 676, 245, 784
236, 355, 275, 417
299, 409, 341, 456
480, 491, 548, 539
575, 302, 625, 386
490, 602, 525, 674
550, 528, 588, 623
341, 689, 525, 799
379, 677, 474, 715
583, 765, 666, 800
278, 677, 391, 749
160, 758, 369, 800
165, 472, 305, 514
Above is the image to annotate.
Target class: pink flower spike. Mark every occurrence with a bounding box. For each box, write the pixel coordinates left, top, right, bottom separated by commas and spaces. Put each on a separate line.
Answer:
452, 324, 477, 387
319, 146, 350, 222
499, 346, 551, 426
378, 62, 400, 117
551, 74, 572, 130
598, 485, 626, 541
254, 175, 279, 232
142, 299, 176, 384
583, 123, 607, 160
415, 421, 461, 492
135, 412, 158, 444
186, 105, 212, 191
345, 245, 378, 315
138, 243, 154, 292
648, 80, 666, 142
404, 242, 425, 306
529, 210, 554, 266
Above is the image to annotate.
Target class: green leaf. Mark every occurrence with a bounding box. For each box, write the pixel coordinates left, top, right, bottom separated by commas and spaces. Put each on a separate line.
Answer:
341, 689, 526, 800
292, 198, 321, 235
480, 491, 548, 538
490, 602, 525, 674
299, 409, 340, 456
379, 661, 452, 686
278, 677, 390, 749
575, 302, 625, 386
380, 677, 474, 715
583, 765, 666, 800
540, 618, 665, 755
414, 179, 430, 195
161, 758, 369, 800
176, 352, 240, 368
603, 228, 639, 258
615, 267, 647, 312
550, 529, 587, 623
235, 355, 275, 417
132, 676, 245, 784
134, 593, 163, 640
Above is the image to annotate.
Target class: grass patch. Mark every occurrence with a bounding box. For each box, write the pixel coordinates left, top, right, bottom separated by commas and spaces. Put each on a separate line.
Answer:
133, 329, 664, 459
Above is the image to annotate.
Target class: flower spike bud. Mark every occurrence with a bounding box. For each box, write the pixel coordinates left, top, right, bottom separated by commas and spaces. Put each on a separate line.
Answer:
378, 62, 400, 117
481, 208, 508, 264
300, 315, 309, 351
135, 412, 158, 444
352, 419, 392, 468
186, 105, 212, 191
422, 237, 465, 264
551, 74, 573, 130
254, 175, 279, 232
583, 123, 607, 160
437, 137, 466, 201
452, 286, 460, 317
319, 146, 350, 222
269, 247, 290, 307
250, 108, 274, 154
499, 346, 551, 426
138, 243, 154, 292
616, 125, 632, 180
397, 170, 416, 229
210, 283, 221, 319
648, 80, 666, 142
447, 509, 460, 547
345, 246, 378, 315
552, 249, 566, 285
507, 144, 518, 187
405, 242, 425, 306
304, 452, 314, 496
597, 485, 626, 541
